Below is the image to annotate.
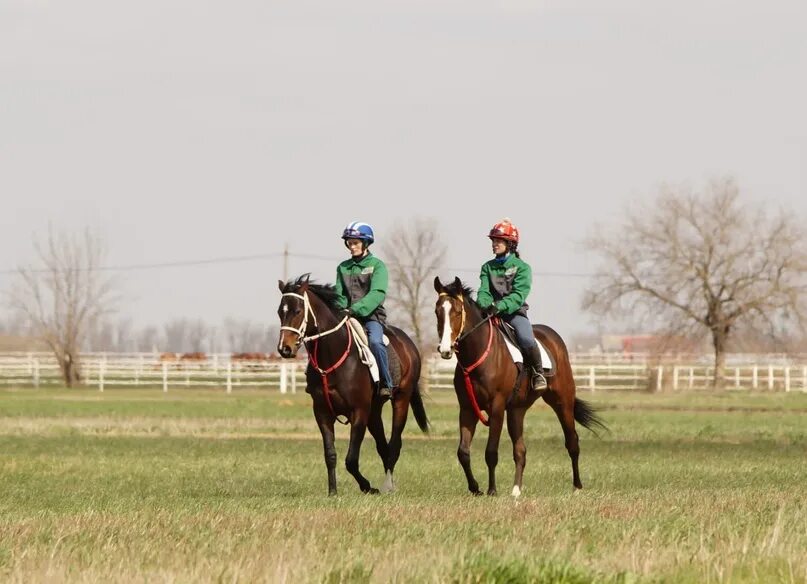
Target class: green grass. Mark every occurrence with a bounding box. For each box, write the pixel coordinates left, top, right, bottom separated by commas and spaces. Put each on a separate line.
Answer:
1, 387, 806, 583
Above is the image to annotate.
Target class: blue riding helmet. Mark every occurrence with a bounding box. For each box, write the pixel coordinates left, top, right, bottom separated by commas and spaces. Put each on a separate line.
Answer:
341, 222, 375, 244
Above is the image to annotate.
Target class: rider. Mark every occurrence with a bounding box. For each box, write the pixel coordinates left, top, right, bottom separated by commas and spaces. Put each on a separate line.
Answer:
334, 221, 396, 399
476, 218, 550, 392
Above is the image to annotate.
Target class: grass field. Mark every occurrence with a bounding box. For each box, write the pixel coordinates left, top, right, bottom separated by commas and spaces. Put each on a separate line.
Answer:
1, 387, 806, 583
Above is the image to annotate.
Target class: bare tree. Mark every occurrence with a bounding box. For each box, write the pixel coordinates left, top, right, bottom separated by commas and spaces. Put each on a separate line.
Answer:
583, 177, 807, 387
5, 227, 116, 386
221, 317, 271, 352
380, 217, 447, 354
186, 319, 210, 352
136, 325, 162, 353
163, 319, 190, 352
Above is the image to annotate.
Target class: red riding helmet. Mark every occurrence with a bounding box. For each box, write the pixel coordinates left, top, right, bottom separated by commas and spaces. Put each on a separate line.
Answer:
487, 218, 519, 244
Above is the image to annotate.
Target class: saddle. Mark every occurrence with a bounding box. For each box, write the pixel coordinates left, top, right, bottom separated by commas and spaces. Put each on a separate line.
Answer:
497, 320, 555, 375
347, 318, 402, 386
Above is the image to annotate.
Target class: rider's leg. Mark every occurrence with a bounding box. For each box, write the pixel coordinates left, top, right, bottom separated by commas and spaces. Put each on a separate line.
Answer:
365, 320, 395, 398
506, 314, 548, 391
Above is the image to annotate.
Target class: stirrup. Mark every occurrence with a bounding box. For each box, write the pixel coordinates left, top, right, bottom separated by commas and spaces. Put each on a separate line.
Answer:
378, 386, 393, 400
531, 372, 548, 392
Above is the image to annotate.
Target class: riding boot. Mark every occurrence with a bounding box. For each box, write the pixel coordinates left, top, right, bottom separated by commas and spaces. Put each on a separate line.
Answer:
524, 345, 548, 392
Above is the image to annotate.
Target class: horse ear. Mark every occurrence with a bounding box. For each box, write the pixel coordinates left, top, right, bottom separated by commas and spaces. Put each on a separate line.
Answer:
453, 276, 462, 289
277, 280, 285, 292
434, 276, 443, 293
300, 276, 310, 292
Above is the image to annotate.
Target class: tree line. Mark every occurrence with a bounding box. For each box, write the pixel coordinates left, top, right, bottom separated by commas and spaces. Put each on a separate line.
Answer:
4, 179, 807, 388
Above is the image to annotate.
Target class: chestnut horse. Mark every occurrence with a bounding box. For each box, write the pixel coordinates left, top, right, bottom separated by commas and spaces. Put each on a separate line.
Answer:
277, 275, 429, 495
434, 277, 606, 496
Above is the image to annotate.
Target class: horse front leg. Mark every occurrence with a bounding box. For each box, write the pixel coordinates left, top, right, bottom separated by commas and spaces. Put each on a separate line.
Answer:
484, 396, 507, 496
313, 404, 338, 496
506, 406, 528, 498
458, 407, 482, 495
345, 410, 378, 494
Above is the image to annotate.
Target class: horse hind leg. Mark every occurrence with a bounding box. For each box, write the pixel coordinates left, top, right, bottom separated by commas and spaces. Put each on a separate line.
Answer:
367, 405, 394, 493
506, 407, 528, 498
543, 390, 582, 489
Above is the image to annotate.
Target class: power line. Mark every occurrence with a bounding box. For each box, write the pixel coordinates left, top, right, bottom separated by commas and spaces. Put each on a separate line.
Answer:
1, 250, 594, 278
0, 253, 283, 275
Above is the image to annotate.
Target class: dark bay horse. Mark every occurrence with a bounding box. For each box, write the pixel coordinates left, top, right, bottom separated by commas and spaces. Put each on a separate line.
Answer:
434, 277, 606, 496
277, 275, 429, 495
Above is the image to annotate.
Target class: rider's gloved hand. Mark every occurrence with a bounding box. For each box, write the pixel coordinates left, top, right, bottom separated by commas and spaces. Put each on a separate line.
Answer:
484, 305, 500, 317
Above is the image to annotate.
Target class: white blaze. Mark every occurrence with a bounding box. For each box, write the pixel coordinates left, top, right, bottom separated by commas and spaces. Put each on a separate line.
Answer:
438, 299, 453, 355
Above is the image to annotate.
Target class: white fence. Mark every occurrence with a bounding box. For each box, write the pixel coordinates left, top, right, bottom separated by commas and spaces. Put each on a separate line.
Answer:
1, 352, 807, 392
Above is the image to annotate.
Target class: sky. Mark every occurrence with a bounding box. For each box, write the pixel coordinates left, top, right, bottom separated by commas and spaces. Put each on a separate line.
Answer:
1, 0, 806, 343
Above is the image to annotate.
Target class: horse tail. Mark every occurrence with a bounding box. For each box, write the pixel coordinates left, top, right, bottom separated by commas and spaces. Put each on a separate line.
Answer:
573, 398, 608, 436
410, 379, 430, 433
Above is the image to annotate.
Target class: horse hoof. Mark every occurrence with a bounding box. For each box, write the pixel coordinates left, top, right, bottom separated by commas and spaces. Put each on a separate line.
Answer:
487, 489, 497, 497
365, 487, 380, 495
511, 486, 522, 498
471, 490, 483, 496
328, 490, 338, 497
380, 470, 396, 493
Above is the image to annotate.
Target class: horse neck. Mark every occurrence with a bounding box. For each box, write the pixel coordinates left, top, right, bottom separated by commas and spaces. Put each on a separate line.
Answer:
305, 293, 350, 355
456, 300, 493, 362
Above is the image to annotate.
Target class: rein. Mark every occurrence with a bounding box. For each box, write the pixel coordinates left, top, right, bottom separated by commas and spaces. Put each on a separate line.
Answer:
281, 291, 352, 424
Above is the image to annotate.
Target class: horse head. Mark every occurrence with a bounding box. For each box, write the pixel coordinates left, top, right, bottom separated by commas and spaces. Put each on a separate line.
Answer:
277, 275, 343, 358
276, 275, 314, 358
434, 276, 473, 359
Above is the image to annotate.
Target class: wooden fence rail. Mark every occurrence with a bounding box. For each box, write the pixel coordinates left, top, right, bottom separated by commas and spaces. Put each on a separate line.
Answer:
1, 352, 806, 393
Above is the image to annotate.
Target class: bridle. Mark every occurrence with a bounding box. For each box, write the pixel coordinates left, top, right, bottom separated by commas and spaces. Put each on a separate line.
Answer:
280, 290, 353, 424
280, 291, 349, 345
438, 291, 493, 350
438, 290, 496, 426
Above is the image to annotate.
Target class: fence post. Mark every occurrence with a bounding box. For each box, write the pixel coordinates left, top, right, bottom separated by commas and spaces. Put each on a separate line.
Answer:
162, 362, 168, 393
752, 365, 758, 389
226, 362, 232, 394
291, 362, 297, 394
656, 366, 663, 392
673, 366, 679, 391
280, 362, 287, 394
33, 358, 40, 388
802, 366, 807, 392
588, 366, 595, 392
784, 366, 790, 392
689, 367, 694, 389
99, 357, 105, 392
768, 365, 774, 390
734, 367, 740, 389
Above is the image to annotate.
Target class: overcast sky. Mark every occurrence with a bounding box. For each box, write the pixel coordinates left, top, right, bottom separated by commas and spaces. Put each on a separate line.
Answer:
2, 0, 806, 341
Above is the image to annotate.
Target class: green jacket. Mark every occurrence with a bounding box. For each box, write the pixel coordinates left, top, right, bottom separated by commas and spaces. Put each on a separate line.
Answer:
334, 253, 388, 323
476, 254, 532, 316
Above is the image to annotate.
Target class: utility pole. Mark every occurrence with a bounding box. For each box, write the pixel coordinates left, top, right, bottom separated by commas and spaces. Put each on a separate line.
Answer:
283, 243, 289, 282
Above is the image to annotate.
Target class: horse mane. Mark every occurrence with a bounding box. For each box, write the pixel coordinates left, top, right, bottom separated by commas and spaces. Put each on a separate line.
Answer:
282, 274, 341, 313
444, 279, 481, 308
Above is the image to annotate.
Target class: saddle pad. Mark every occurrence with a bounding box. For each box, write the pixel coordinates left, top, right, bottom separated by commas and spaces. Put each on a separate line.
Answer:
501, 332, 555, 373
347, 318, 397, 385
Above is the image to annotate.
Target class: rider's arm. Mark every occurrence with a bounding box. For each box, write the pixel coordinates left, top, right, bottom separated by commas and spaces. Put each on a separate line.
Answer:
498, 261, 532, 314
349, 260, 388, 317
333, 265, 349, 310
476, 263, 493, 308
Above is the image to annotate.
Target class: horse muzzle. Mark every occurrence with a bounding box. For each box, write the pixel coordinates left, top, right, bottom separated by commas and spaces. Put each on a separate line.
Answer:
277, 333, 301, 359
